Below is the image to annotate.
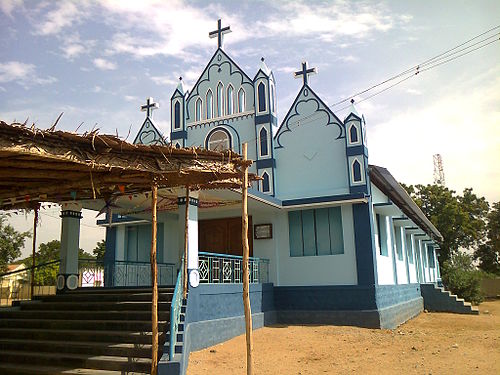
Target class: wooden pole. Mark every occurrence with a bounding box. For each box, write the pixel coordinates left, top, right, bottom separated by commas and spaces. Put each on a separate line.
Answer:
241, 143, 253, 375
183, 185, 190, 300
151, 182, 158, 375
30, 204, 39, 299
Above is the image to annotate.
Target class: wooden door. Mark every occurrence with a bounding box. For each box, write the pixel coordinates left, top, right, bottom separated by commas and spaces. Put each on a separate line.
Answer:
199, 217, 253, 256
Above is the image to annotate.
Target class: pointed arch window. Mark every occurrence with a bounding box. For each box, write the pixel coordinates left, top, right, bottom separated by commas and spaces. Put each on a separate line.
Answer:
207, 129, 231, 151
261, 172, 270, 193
195, 98, 202, 121
217, 82, 224, 117
174, 101, 181, 129
227, 85, 234, 115
259, 127, 269, 157
238, 88, 245, 112
206, 90, 213, 119
349, 124, 359, 143
270, 84, 275, 113
258, 82, 266, 112
175, 142, 181, 149
353, 160, 362, 182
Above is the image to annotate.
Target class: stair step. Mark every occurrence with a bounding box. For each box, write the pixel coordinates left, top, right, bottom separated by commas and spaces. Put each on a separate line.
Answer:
65, 287, 174, 294
0, 328, 165, 345
0, 362, 143, 375
0, 338, 154, 358
0, 318, 168, 331
0, 309, 169, 321
0, 350, 151, 372
35, 292, 173, 303
18, 301, 171, 311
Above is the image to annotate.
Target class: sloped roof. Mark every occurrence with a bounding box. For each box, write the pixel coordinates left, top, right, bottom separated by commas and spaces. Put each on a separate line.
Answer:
369, 165, 443, 242
0, 121, 255, 210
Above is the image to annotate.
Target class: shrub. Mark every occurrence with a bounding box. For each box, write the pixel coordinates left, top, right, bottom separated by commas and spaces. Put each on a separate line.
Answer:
441, 252, 484, 305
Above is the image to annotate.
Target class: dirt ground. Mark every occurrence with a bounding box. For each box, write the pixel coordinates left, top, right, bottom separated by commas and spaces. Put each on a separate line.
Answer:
188, 300, 500, 375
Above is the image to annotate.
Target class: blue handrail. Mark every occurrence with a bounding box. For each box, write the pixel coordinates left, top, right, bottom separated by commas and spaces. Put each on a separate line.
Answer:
169, 259, 184, 360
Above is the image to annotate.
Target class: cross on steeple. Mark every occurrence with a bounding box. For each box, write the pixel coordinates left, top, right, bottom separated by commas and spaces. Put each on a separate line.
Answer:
209, 19, 231, 49
140, 97, 159, 118
294, 61, 317, 86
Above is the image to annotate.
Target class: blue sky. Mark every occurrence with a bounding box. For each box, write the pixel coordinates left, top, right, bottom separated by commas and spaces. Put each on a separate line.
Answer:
1, 0, 499, 256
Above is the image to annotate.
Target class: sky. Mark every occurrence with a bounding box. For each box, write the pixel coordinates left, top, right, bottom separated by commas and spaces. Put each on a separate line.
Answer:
1, 0, 499, 258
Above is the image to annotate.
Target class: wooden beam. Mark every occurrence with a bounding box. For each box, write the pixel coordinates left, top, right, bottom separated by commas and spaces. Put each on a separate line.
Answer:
150, 181, 158, 375
241, 143, 253, 375
183, 185, 189, 300
30, 204, 39, 299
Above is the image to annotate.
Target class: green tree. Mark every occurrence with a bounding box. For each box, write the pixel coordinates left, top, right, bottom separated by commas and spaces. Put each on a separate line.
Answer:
93, 240, 106, 261
402, 184, 489, 264
23, 240, 95, 285
441, 251, 483, 304
0, 214, 30, 274
475, 201, 500, 275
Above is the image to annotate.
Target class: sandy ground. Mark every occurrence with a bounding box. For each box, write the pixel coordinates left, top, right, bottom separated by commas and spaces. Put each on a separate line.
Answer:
187, 300, 500, 375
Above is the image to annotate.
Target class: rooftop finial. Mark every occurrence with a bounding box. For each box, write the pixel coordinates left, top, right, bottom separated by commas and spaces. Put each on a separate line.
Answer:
140, 97, 159, 119
209, 19, 231, 49
179, 76, 182, 81
351, 98, 355, 104
261, 57, 265, 62
293, 61, 317, 86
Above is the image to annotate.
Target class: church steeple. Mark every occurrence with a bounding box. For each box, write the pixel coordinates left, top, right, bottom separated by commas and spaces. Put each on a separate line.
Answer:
170, 77, 187, 148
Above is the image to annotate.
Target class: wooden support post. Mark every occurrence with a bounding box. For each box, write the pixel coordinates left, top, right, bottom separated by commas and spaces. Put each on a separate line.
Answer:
241, 143, 253, 375
30, 204, 39, 299
183, 185, 190, 300
151, 182, 159, 375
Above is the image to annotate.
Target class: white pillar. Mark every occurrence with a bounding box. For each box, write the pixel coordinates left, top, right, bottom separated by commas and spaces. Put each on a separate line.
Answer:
57, 202, 82, 291
177, 191, 199, 287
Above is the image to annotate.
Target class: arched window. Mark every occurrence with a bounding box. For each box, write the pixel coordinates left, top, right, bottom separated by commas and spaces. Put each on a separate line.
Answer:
217, 82, 224, 117
270, 84, 275, 113
353, 160, 362, 182
238, 88, 245, 112
261, 172, 270, 193
206, 90, 213, 119
175, 142, 181, 149
207, 129, 231, 151
259, 127, 268, 157
258, 82, 266, 112
195, 98, 202, 122
174, 101, 180, 129
227, 85, 234, 115
349, 124, 359, 143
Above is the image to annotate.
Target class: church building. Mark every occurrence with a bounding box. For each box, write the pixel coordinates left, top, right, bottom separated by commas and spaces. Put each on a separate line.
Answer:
101, 19, 444, 372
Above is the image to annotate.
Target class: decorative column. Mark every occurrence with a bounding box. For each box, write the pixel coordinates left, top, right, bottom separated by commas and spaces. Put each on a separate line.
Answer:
57, 202, 82, 292
177, 191, 199, 288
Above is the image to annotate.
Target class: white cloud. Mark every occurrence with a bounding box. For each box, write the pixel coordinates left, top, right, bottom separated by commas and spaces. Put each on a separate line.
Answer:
0, 0, 23, 17
60, 33, 96, 60
33, 2, 89, 36
93, 58, 117, 70
93, 85, 102, 93
368, 73, 500, 202
124, 95, 139, 102
258, 1, 403, 41
0, 61, 57, 86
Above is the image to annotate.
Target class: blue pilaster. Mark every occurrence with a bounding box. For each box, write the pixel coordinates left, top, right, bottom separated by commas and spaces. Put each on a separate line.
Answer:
352, 201, 378, 286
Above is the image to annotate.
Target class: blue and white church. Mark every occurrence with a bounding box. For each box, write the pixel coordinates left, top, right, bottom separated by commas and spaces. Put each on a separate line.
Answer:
101, 19, 445, 369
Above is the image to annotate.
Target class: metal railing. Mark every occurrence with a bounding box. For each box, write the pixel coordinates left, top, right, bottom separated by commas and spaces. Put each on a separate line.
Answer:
169, 259, 185, 360
79, 259, 177, 287
198, 252, 269, 284
0, 260, 60, 307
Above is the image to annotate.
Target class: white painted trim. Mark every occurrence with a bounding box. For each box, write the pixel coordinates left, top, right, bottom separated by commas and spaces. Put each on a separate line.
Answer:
350, 157, 365, 184
172, 99, 182, 130
99, 220, 150, 228
260, 171, 271, 193
283, 197, 369, 210
216, 81, 224, 118
238, 87, 246, 113
258, 125, 270, 158
206, 88, 214, 119
226, 83, 235, 116
195, 97, 202, 122
187, 110, 254, 127
348, 122, 361, 145
256, 80, 268, 115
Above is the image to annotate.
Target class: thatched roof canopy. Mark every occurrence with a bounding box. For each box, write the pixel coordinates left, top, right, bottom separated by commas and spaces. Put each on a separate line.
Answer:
0, 121, 255, 210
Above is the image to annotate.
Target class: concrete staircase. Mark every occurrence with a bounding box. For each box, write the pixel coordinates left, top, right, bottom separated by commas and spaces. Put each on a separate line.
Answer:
0, 287, 173, 374
420, 283, 479, 315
